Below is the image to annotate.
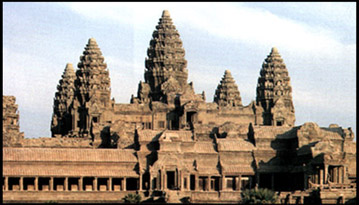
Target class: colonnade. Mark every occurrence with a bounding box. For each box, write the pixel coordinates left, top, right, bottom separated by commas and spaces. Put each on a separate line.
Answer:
3, 176, 136, 192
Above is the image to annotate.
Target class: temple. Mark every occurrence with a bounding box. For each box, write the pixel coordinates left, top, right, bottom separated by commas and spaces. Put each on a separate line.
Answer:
3, 10, 356, 204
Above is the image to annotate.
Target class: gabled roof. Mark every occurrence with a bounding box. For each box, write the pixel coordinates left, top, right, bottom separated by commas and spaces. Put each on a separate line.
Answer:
3, 147, 137, 163
217, 139, 255, 152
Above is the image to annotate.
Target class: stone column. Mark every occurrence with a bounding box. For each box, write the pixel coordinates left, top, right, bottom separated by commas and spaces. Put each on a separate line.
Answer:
206, 176, 211, 191
161, 170, 164, 190
5, 177, 8, 191
149, 174, 153, 191
175, 169, 178, 188
320, 169, 323, 186
20, 177, 24, 191
238, 175, 241, 191
50, 177, 54, 191
164, 170, 167, 190
343, 166, 347, 183
79, 177, 83, 191
139, 173, 142, 191
333, 167, 337, 183
94, 177, 97, 191
35, 177, 39, 191
324, 164, 329, 184
186, 176, 189, 191
65, 177, 68, 191
122, 177, 126, 191
195, 174, 199, 191
109, 177, 112, 191
180, 171, 183, 191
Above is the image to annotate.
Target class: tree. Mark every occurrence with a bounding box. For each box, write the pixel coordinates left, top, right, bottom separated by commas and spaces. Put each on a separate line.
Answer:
241, 188, 277, 204
123, 193, 142, 204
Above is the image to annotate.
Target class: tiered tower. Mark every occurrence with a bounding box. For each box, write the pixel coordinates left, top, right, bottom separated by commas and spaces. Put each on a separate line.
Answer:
73, 38, 111, 137
3, 96, 24, 146
214, 70, 242, 107
256, 47, 295, 126
51, 63, 76, 137
144, 10, 188, 102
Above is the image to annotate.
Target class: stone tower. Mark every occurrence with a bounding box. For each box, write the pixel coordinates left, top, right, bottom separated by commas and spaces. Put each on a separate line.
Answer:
73, 38, 111, 137
143, 10, 188, 102
3, 96, 24, 146
256, 47, 295, 126
51, 63, 76, 137
214, 70, 242, 107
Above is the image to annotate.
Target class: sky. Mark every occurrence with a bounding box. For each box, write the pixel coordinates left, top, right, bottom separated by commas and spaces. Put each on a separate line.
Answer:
3, 2, 356, 140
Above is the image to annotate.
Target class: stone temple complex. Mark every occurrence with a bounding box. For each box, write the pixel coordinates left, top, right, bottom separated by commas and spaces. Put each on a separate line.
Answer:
3, 10, 357, 204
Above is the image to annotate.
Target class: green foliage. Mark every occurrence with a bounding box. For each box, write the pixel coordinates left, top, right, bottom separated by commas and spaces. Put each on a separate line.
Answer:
241, 188, 277, 204
123, 193, 142, 204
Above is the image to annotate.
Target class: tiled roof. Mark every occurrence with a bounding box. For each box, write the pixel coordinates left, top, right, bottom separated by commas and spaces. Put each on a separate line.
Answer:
194, 142, 217, 153
3, 165, 138, 177
3, 147, 137, 163
222, 165, 254, 174
217, 139, 255, 152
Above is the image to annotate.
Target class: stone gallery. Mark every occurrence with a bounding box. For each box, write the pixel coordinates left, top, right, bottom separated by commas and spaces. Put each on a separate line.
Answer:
3, 10, 356, 203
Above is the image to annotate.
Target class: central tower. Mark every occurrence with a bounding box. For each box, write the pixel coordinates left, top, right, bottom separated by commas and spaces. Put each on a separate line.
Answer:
144, 10, 188, 101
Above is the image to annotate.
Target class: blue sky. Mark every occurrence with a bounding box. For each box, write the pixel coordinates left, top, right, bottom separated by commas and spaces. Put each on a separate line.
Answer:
3, 2, 356, 139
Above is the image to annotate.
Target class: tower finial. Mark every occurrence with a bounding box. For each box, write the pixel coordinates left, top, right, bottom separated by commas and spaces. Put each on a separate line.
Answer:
162, 10, 170, 17
271, 47, 279, 54
65, 63, 74, 71
88, 38, 97, 45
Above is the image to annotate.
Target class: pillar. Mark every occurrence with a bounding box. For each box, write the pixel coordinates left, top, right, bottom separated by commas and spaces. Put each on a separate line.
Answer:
149, 174, 153, 191
180, 171, 183, 190
5, 177, 8, 191
122, 177, 126, 191
94, 177, 97, 191
324, 164, 329, 184
320, 169, 323, 185
333, 167, 337, 183
20, 177, 24, 191
343, 166, 347, 183
50, 177, 54, 191
238, 175, 241, 191
221, 175, 225, 191
163, 170, 167, 190
65, 177, 68, 191
108, 177, 112, 191
79, 177, 83, 191
195, 174, 199, 191
178, 170, 182, 190
139, 173, 142, 191
207, 176, 211, 191
157, 172, 161, 190
161, 170, 164, 190
175, 169, 178, 188
35, 177, 39, 191
186, 176, 190, 191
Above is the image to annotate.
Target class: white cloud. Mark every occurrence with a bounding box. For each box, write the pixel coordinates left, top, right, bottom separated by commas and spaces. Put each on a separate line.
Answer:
63, 2, 354, 59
